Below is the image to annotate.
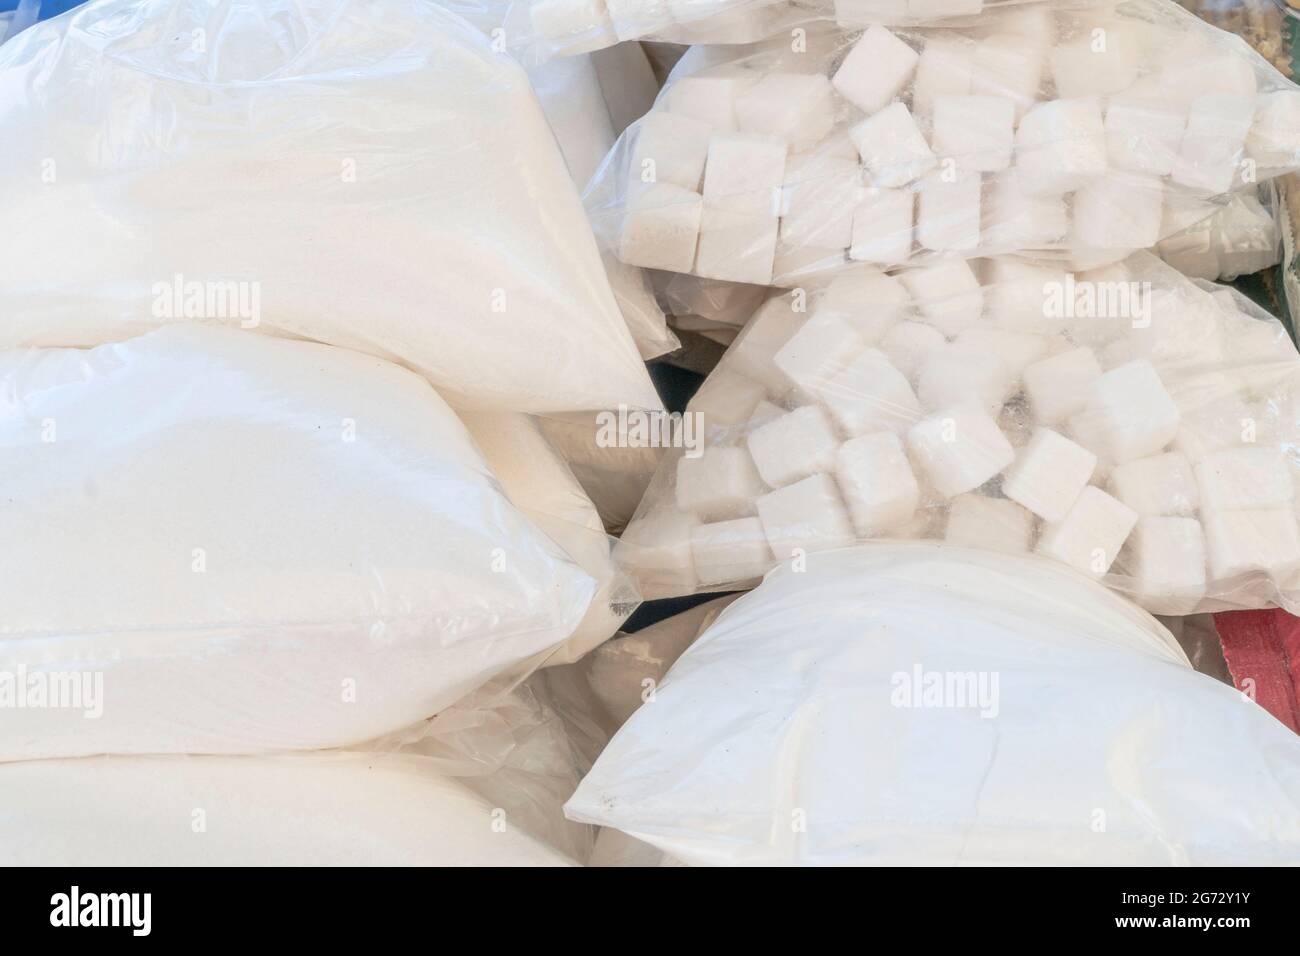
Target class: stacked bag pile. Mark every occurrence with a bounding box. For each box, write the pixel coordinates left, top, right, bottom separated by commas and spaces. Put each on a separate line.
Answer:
4, 0, 1300, 866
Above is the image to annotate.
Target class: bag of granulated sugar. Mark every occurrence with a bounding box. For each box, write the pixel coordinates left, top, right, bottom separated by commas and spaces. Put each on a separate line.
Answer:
0, 753, 578, 866
0, 326, 600, 763
616, 252, 1300, 615
585, 0, 1300, 288
504, 0, 1085, 62
568, 544, 1300, 866
0, 0, 660, 415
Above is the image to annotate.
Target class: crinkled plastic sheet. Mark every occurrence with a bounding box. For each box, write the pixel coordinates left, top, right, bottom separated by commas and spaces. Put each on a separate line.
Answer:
507, 0, 1101, 62
584, 0, 1300, 286
617, 251, 1300, 615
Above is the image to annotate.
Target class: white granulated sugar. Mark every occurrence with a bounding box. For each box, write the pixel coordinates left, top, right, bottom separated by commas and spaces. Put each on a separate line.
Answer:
0, 326, 596, 762
0, 0, 659, 414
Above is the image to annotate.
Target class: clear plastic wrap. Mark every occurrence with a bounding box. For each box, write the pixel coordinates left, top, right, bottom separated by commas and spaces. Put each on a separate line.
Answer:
459, 410, 640, 663
0, 0, 660, 414
586, 0, 1300, 286
524, 51, 680, 359
538, 411, 668, 532
0, 326, 598, 762
508, 0, 1090, 61
1156, 182, 1283, 280
579, 594, 739, 724
568, 543, 1300, 865
617, 252, 1300, 614
0, 752, 576, 866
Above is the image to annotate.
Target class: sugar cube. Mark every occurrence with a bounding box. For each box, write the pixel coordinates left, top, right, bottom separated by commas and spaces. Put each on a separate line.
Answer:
695, 207, 779, 285
1171, 94, 1255, 195
898, 260, 983, 337
834, 432, 920, 536
756, 473, 857, 559
912, 36, 975, 117
850, 187, 914, 264
832, 25, 919, 115
982, 170, 1069, 248
780, 152, 860, 250
881, 321, 947, 380
1124, 516, 1208, 615
675, 445, 768, 520
820, 347, 924, 436
932, 95, 1016, 173
1107, 452, 1198, 517
1049, 26, 1141, 99
1075, 360, 1181, 463
970, 34, 1045, 119
1195, 446, 1294, 511
907, 402, 1016, 498
982, 258, 1070, 335
915, 171, 981, 252
690, 517, 775, 587
944, 493, 1035, 553
814, 272, 910, 343
1002, 427, 1097, 522
663, 69, 757, 130
689, 368, 766, 429
773, 311, 866, 399
702, 132, 788, 217
917, 342, 1014, 415
1071, 173, 1163, 251
1246, 91, 1300, 169
773, 245, 847, 286
747, 405, 841, 488
1105, 91, 1185, 177
734, 73, 836, 150
618, 183, 703, 273
1023, 347, 1102, 424
851, 102, 936, 189
630, 111, 714, 192
1203, 507, 1300, 582
1036, 486, 1137, 577
1014, 98, 1107, 196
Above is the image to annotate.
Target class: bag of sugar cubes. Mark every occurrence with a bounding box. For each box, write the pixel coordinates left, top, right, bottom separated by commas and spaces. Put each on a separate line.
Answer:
509, 0, 1064, 61
617, 252, 1300, 616
587, 0, 1300, 288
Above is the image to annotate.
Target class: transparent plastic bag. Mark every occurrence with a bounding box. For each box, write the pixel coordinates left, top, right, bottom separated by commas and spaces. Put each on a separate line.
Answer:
459, 410, 641, 663
617, 252, 1300, 614
569, 543, 1300, 866
507, 0, 1083, 62
0, 752, 577, 866
1156, 182, 1282, 281
587, 0, 1300, 287
0, 0, 660, 414
537, 411, 667, 533
524, 52, 680, 359
0, 326, 598, 762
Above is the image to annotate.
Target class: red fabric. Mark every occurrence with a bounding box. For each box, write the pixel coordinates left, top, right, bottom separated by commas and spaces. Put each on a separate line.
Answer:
1213, 610, 1300, 735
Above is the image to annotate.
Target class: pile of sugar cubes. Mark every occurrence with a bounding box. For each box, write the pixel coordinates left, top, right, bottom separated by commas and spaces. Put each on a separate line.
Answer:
619, 252, 1300, 613
602, 0, 1300, 287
